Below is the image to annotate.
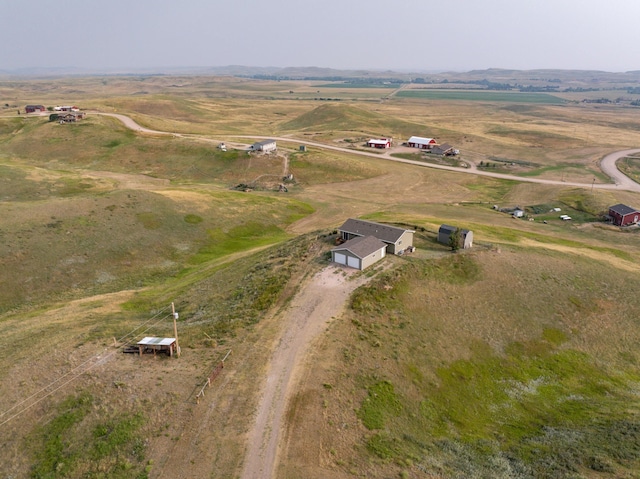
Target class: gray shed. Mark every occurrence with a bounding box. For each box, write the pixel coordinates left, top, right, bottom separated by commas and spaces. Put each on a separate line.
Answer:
438, 224, 473, 249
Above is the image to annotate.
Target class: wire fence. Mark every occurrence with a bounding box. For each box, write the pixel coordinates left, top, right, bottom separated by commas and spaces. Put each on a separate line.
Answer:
196, 350, 231, 404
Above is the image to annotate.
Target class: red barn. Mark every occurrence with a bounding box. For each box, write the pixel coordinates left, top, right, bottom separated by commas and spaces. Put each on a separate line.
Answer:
407, 136, 437, 149
25, 105, 46, 113
367, 138, 391, 148
609, 203, 640, 226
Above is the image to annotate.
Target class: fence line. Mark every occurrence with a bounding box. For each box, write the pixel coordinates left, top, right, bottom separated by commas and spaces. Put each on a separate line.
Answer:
196, 350, 231, 403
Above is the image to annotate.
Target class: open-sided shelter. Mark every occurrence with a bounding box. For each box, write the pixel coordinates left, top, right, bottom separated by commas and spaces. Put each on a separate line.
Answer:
137, 337, 178, 357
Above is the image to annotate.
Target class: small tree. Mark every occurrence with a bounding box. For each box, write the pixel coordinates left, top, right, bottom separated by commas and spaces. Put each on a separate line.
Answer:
449, 227, 462, 251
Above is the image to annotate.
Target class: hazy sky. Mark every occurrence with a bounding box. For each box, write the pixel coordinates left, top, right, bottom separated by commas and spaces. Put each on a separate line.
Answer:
2, 0, 639, 73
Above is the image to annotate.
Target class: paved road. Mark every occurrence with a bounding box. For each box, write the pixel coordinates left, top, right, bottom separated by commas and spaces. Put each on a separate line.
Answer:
96, 112, 640, 193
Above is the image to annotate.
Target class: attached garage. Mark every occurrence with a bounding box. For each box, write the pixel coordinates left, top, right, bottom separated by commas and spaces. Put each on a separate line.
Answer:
347, 256, 361, 269
331, 235, 387, 270
334, 252, 347, 265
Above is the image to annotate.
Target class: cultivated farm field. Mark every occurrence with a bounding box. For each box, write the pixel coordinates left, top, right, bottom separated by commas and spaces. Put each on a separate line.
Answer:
2, 72, 640, 479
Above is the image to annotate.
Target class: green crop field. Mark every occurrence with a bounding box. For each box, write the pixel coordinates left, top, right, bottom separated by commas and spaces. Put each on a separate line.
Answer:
397, 89, 566, 104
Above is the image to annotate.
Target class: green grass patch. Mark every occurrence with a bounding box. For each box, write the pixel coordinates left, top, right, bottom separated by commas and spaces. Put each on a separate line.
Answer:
183, 214, 203, 224
315, 82, 398, 89
358, 380, 403, 430
136, 212, 163, 230
29, 393, 148, 479
191, 222, 289, 264
618, 155, 640, 184
30, 393, 94, 478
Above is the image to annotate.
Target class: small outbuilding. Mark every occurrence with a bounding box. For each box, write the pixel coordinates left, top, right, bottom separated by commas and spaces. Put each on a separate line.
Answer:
251, 139, 277, 153
431, 143, 457, 156
438, 224, 473, 249
512, 208, 525, 218
407, 136, 437, 149
338, 218, 414, 255
137, 337, 178, 357
608, 203, 640, 226
25, 105, 46, 113
367, 138, 392, 148
332, 235, 387, 270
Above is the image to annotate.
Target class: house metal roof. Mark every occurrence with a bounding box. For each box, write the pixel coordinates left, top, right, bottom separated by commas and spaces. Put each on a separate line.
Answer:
253, 139, 276, 147
332, 235, 387, 259
609, 203, 638, 216
432, 143, 453, 154
137, 337, 176, 346
408, 136, 435, 144
339, 218, 412, 244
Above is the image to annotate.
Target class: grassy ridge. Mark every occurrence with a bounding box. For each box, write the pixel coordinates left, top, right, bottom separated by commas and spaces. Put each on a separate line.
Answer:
309, 250, 640, 478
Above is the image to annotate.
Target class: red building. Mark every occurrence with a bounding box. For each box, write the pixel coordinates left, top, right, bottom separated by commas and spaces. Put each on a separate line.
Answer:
407, 136, 437, 149
609, 203, 640, 226
25, 105, 46, 113
367, 138, 391, 148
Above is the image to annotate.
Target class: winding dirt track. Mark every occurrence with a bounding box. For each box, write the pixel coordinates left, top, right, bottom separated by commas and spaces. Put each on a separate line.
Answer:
240, 266, 372, 478
97, 112, 640, 193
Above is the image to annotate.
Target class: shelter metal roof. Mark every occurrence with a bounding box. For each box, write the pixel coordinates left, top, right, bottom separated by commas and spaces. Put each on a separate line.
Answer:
137, 337, 176, 346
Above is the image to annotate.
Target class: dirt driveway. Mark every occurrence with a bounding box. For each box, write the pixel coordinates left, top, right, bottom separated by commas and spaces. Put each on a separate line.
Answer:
240, 265, 374, 479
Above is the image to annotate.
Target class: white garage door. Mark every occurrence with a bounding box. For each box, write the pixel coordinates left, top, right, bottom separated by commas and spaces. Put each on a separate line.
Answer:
347, 256, 361, 269
334, 252, 347, 265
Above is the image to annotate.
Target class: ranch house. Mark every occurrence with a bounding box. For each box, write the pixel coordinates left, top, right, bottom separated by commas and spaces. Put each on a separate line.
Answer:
407, 136, 437, 149
25, 105, 46, 113
367, 138, 391, 148
608, 203, 640, 226
438, 224, 473, 249
337, 218, 414, 255
251, 139, 277, 153
331, 235, 387, 270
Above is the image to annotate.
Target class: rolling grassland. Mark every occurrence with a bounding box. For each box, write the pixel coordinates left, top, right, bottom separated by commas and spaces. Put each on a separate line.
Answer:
1, 74, 640, 478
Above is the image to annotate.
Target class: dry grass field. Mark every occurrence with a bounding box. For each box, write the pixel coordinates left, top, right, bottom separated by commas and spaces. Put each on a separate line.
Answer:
2, 72, 640, 479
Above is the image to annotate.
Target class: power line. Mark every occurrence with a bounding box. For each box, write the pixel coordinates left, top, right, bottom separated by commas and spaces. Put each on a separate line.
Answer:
0, 304, 174, 426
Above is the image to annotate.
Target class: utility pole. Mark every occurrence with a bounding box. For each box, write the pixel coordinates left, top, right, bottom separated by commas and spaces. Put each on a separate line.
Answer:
591, 177, 596, 194
171, 302, 180, 357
